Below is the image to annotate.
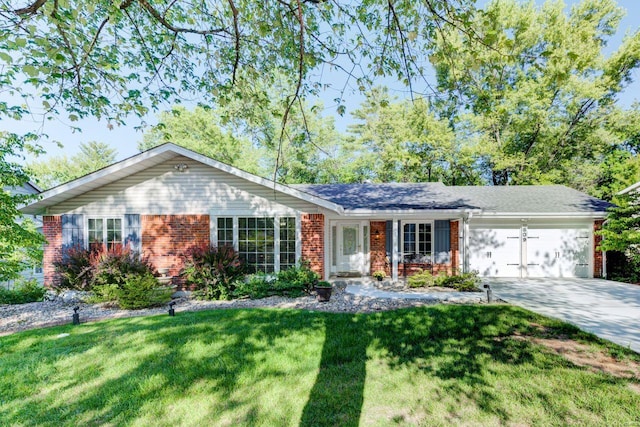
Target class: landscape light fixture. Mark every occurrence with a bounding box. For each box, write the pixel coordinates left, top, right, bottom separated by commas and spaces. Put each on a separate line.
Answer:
483, 284, 493, 303
72, 306, 80, 325
168, 301, 176, 317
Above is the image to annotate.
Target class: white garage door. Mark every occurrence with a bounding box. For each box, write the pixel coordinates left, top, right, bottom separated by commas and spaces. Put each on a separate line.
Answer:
526, 227, 590, 278
469, 227, 522, 277
469, 224, 592, 278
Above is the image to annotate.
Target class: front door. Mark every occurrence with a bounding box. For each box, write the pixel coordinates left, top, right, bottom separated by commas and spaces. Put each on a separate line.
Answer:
338, 224, 362, 273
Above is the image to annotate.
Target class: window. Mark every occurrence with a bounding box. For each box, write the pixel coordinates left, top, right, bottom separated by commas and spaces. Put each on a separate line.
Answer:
88, 218, 122, 251
402, 222, 432, 263
216, 215, 297, 273
280, 217, 296, 270
238, 217, 275, 273
217, 217, 234, 248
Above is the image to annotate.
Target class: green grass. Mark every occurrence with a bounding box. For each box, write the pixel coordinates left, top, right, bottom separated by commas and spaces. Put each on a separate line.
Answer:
1, 305, 639, 426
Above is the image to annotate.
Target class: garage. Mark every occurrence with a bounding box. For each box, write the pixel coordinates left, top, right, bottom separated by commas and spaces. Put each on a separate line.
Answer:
469, 222, 592, 278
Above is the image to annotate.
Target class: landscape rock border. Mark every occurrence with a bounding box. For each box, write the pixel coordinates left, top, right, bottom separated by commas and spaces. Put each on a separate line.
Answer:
1, 286, 487, 335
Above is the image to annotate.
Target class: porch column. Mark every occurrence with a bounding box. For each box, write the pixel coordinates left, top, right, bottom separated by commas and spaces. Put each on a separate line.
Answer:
392, 218, 399, 282
462, 213, 471, 274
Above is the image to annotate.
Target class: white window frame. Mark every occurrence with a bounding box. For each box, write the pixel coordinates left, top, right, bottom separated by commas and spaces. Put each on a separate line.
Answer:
211, 213, 301, 272
85, 216, 124, 250
401, 220, 434, 264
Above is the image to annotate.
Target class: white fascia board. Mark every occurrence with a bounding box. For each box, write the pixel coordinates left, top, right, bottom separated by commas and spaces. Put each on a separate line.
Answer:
474, 212, 606, 219
339, 208, 482, 219
22, 143, 344, 215
618, 182, 640, 195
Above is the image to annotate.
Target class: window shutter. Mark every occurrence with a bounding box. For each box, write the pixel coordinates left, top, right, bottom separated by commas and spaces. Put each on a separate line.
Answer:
124, 214, 141, 253
61, 214, 84, 250
434, 220, 450, 264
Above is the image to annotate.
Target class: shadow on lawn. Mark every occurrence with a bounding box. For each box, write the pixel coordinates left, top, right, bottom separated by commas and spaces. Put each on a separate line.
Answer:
300, 305, 540, 426
1, 305, 627, 425
1, 309, 324, 425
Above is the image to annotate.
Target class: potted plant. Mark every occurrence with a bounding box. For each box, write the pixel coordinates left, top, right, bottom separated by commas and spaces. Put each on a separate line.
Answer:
372, 270, 386, 281
314, 281, 333, 302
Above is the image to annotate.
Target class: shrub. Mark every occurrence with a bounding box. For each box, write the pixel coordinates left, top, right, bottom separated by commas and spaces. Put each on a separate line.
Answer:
233, 263, 320, 299
91, 246, 157, 288
276, 262, 319, 294
434, 272, 481, 292
407, 269, 435, 288
0, 279, 46, 304
54, 246, 94, 290
116, 273, 172, 309
54, 245, 156, 291
182, 245, 245, 300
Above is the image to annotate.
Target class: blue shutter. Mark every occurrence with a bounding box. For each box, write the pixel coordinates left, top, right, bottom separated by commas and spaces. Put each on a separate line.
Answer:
434, 220, 450, 264
124, 214, 141, 253
62, 214, 84, 250
385, 220, 392, 263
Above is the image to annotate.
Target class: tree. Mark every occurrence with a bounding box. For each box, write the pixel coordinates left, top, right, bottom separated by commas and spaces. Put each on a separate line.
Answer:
346, 87, 481, 184
27, 141, 117, 189
0, 133, 45, 281
430, 0, 640, 187
139, 106, 263, 175
598, 191, 640, 281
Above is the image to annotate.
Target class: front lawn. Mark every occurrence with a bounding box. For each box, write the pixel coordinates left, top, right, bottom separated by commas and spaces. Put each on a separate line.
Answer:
1, 305, 639, 426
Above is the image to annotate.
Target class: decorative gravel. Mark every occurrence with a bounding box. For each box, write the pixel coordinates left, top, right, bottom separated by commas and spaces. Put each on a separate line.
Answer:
0, 286, 487, 335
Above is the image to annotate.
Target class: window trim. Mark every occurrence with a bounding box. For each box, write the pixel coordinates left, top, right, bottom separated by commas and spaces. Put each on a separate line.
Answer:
85, 216, 124, 250
401, 220, 434, 264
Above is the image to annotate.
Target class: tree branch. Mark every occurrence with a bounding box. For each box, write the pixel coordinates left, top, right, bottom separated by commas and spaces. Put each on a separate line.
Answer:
13, 0, 47, 16
227, 0, 240, 84
137, 0, 227, 35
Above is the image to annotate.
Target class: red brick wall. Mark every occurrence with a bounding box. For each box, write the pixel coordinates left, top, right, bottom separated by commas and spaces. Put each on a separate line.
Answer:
370, 221, 388, 276
594, 219, 604, 278
301, 213, 325, 279
450, 220, 459, 274
42, 216, 62, 288
141, 215, 210, 286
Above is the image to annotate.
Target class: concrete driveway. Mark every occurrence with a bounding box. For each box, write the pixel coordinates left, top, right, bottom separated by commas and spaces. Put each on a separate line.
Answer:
486, 278, 640, 353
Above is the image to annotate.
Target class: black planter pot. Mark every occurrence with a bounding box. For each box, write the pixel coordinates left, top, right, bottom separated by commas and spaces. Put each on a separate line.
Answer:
376, 276, 383, 282
315, 286, 332, 302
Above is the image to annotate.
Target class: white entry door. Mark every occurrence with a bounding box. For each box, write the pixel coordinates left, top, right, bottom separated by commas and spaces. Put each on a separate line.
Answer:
338, 224, 362, 273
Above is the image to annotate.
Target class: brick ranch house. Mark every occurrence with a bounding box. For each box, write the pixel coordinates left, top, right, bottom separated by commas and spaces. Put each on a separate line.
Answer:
21, 143, 611, 287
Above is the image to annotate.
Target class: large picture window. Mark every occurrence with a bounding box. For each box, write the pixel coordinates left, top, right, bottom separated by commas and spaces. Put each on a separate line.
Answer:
216, 216, 297, 273
239, 217, 275, 273
402, 222, 432, 263
88, 218, 122, 251
280, 217, 296, 270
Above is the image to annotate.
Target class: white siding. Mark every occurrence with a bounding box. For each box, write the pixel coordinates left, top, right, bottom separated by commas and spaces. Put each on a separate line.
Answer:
48, 156, 325, 215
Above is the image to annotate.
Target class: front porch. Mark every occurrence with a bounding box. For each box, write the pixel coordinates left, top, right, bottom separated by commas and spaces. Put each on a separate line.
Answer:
326, 219, 460, 281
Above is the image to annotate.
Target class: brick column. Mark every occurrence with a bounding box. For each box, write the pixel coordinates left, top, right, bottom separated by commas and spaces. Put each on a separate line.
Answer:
450, 220, 459, 274
141, 215, 210, 286
370, 221, 387, 276
42, 216, 62, 288
594, 219, 604, 278
301, 213, 325, 279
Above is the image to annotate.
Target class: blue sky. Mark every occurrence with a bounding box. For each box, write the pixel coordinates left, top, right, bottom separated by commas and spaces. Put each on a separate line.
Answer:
11, 0, 640, 163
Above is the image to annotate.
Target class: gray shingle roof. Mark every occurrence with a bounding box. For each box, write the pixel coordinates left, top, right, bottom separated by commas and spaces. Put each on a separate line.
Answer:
292, 183, 611, 213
